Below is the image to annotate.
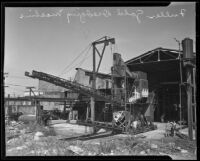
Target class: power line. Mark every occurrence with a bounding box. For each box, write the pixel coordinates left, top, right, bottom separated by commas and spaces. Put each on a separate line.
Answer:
79, 54, 92, 67
59, 44, 91, 76
63, 45, 92, 75
42, 44, 92, 91
78, 45, 92, 68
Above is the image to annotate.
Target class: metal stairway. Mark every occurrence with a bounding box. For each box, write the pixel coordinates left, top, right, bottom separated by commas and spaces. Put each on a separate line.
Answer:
25, 70, 121, 106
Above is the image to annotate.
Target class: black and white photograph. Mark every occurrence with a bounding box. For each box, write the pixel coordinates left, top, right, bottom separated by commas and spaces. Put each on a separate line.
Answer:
2, 1, 197, 159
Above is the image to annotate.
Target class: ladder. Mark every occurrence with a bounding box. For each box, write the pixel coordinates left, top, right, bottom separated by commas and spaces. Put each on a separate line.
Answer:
25, 70, 121, 106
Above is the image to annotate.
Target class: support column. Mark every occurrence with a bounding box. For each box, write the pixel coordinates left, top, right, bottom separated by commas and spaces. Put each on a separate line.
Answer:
124, 66, 127, 111
90, 43, 96, 133
86, 105, 88, 120
182, 38, 194, 140
64, 101, 66, 112
91, 43, 96, 122
179, 56, 183, 126
36, 100, 41, 124
90, 97, 95, 121
111, 67, 114, 126
193, 68, 196, 140
186, 71, 193, 140
64, 101, 66, 120
69, 101, 73, 121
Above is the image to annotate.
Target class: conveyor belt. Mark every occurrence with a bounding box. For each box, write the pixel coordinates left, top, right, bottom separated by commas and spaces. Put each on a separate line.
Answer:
25, 70, 121, 106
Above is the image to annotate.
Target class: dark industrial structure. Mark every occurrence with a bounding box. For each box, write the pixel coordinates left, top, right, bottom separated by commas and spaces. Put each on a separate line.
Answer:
5, 37, 196, 140
126, 38, 196, 139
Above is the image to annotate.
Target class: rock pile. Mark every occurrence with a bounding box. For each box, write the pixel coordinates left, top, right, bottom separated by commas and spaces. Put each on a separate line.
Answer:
34, 132, 44, 141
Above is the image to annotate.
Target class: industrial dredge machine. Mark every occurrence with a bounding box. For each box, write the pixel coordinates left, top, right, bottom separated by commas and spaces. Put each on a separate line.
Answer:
25, 36, 157, 134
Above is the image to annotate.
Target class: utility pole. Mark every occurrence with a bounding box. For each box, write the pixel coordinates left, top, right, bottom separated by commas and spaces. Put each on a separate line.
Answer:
26, 86, 41, 123
26, 86, 36, 106
26, 86, 36, 97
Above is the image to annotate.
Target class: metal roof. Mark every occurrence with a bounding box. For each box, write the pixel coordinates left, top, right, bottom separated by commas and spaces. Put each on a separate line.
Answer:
125, 48, 196, 73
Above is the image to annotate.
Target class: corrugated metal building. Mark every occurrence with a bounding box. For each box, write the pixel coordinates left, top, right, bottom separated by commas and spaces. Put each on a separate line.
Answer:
126, 47, 196, 122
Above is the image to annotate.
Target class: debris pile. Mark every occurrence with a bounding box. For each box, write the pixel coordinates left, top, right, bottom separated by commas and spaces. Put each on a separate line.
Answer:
6, 121, 74, 156
5, 121, 196, 159
34, 132, 44, 141
6, 121, 26, 140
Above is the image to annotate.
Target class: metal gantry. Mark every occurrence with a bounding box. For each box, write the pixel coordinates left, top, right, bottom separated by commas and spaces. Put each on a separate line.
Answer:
90, 36, 115, 124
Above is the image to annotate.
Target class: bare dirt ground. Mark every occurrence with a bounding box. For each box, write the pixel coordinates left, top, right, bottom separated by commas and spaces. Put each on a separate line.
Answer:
5, 121, 197, 159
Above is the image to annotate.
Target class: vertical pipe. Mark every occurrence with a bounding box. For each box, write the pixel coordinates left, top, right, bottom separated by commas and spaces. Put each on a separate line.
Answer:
86, 104, 88, 120
175, 39, 182, 126
91, 98, 94, 120
186, 69, 193, 140
179, 84, 182, 125
182, 38, 193, 140
90, 43, 96, 133
124, 66, 127, 111
111, 66, 114, 124
179, 45, 183, 126
193, 68, 196, 140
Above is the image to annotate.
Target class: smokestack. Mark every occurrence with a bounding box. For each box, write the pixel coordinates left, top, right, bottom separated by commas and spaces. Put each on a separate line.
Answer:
182, 38, 193, 59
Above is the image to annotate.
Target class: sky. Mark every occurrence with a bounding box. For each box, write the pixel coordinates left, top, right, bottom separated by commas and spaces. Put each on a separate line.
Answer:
4, 2, 196, 96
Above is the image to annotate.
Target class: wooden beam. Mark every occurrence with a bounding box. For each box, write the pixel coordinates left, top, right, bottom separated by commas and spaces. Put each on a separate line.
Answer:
162, 50, 178, 59
94, 46, 101, 57
96, 43, 106, 73
93, 38, 115, 45
127, 58, 178, 66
